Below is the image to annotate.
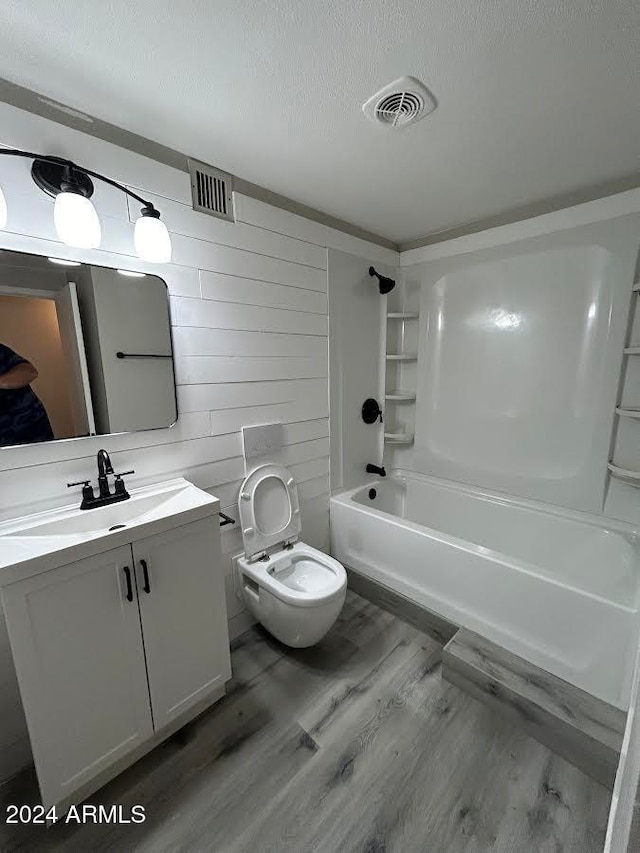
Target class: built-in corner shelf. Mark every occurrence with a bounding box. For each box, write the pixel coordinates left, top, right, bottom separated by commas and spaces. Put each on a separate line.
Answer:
385, 390, 417, 402
387, 312, 419, 320
382, 298, 419, 449
616, 407, 640, 419
384, 431, 414, 445
608, 463, 640, 485
609, 284, 640, 484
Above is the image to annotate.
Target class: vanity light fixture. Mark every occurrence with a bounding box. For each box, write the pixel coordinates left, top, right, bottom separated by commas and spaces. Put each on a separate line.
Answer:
0, 150, 172, 263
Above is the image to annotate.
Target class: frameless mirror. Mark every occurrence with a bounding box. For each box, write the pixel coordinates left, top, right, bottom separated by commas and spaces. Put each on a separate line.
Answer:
0, 249, 177, 449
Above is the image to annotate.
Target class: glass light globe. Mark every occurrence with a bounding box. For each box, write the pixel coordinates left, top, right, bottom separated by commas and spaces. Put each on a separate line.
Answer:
0, 185, 7, 229
134, 213, 172, 263
53, 192, 101, 248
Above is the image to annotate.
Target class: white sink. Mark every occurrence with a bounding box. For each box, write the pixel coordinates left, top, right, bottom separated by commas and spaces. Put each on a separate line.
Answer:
5, 490, 187, 538
0, 478, 220, 582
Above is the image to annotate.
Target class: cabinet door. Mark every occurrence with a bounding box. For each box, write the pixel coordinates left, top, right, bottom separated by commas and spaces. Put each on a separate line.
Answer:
132, 517, 231, 731
1, 546, 153, 809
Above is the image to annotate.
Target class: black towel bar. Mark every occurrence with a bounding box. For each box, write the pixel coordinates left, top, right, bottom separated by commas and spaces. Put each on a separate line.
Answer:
116, 352, 173, 359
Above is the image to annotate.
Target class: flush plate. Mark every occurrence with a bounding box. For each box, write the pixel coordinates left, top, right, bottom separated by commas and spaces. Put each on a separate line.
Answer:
242, 423, 284, 466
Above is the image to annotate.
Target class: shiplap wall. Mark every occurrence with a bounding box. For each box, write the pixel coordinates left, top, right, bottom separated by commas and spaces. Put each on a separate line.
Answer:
0, 102, 398, 781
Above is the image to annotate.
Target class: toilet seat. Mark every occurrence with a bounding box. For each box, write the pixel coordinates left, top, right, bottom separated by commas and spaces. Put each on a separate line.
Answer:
238, 464, 301, 560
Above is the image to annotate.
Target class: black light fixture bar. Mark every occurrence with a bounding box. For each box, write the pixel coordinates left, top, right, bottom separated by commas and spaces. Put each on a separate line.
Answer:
0, 147, 172, 261
0, 148, 160, 214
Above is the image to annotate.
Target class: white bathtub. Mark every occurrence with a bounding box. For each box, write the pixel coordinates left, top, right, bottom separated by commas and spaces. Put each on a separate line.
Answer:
330, 471, 640, 709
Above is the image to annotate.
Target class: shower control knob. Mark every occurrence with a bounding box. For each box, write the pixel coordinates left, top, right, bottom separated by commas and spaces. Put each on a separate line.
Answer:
362, 398, 383, 424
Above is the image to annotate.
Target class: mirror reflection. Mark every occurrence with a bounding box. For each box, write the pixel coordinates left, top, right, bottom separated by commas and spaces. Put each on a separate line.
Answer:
0, 250, 177, 449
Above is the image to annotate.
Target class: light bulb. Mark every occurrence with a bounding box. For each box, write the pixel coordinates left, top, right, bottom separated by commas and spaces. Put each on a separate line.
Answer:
0, 185, 7, 229
117, 269, 146, 278
53, 191, 101, 249
134, 212, 172, 263
48, 257, 81, 267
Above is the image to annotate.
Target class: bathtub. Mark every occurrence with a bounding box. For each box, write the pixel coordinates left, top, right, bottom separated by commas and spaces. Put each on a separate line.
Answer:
330, 471, 640, 709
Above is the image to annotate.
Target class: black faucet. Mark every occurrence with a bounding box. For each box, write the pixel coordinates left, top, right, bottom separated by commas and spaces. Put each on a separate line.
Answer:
97, 449, 114, 498
366, 463, 386, 477
67, 450, 135, 510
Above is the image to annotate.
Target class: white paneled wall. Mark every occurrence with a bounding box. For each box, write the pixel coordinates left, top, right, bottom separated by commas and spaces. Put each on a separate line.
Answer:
0, 101, 398, 781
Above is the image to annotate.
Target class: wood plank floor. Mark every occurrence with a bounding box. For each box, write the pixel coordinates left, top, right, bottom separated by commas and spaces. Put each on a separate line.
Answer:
0, 592, 610, 852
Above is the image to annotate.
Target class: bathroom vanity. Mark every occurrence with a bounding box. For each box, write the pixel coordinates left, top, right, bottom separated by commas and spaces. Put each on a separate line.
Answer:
0, 478, 231, 812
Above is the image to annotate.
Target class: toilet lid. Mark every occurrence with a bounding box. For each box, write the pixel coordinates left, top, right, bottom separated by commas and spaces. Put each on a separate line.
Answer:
238, 464, 301, 559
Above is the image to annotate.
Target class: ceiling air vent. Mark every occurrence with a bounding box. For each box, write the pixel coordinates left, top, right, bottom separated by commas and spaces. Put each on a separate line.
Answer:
188, 159, 235, 222
362, 76, 437, 129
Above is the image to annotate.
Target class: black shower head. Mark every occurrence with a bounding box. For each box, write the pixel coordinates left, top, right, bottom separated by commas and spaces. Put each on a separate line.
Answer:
369, 266, 396, 294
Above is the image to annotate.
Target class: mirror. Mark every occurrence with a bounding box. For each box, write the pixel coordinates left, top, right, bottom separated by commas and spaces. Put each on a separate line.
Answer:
0, 249, 177, 449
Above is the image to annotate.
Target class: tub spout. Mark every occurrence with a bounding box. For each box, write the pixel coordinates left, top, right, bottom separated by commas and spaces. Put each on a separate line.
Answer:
366, 464, 386, 477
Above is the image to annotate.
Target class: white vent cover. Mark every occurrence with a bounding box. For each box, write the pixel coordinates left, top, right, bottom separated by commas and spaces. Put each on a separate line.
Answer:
188, 159, 235, 221
362, 76, 436, 129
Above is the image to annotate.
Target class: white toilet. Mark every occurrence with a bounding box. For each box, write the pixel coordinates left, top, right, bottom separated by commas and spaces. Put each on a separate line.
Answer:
233, 463, 347, 648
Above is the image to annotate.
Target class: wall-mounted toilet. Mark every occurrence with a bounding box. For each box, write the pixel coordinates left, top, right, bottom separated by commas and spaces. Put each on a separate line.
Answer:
233, 463, 347, 648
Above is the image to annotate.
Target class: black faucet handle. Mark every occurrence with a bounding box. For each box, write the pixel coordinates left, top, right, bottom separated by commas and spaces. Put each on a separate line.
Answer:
113, 470, 134, 497
68, 480, 96, 508
362, 398, 383, 425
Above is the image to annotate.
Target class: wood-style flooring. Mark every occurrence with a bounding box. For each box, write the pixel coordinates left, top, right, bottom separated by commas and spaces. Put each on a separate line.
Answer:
0, 592, 610, 852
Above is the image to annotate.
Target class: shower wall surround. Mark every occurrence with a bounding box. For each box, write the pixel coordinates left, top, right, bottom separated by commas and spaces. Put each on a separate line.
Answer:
0, 101, 397, 781
388, 216, 640, 519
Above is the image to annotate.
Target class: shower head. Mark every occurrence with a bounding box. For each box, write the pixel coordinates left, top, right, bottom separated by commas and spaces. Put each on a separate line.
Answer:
369, 266, 396, 294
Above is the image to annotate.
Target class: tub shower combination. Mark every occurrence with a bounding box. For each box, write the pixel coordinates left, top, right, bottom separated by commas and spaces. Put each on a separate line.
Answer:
331, 471, 640, 709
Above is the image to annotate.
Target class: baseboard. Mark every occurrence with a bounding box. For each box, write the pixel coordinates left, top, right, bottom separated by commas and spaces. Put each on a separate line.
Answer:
443, 629, 626, 789
345, 566, 458, 646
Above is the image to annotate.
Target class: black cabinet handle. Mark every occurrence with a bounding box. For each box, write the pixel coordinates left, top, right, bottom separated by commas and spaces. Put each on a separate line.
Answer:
140, 559, 151, 594
123, 566, 133, 602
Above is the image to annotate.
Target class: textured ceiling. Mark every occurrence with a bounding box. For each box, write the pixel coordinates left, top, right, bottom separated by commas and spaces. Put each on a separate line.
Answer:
1, 0, 639, 243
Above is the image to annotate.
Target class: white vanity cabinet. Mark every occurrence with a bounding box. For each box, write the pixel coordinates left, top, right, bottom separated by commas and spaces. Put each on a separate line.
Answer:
1, 507, 231, 812
132, 519, 232, 730
2, 546, 154, 809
